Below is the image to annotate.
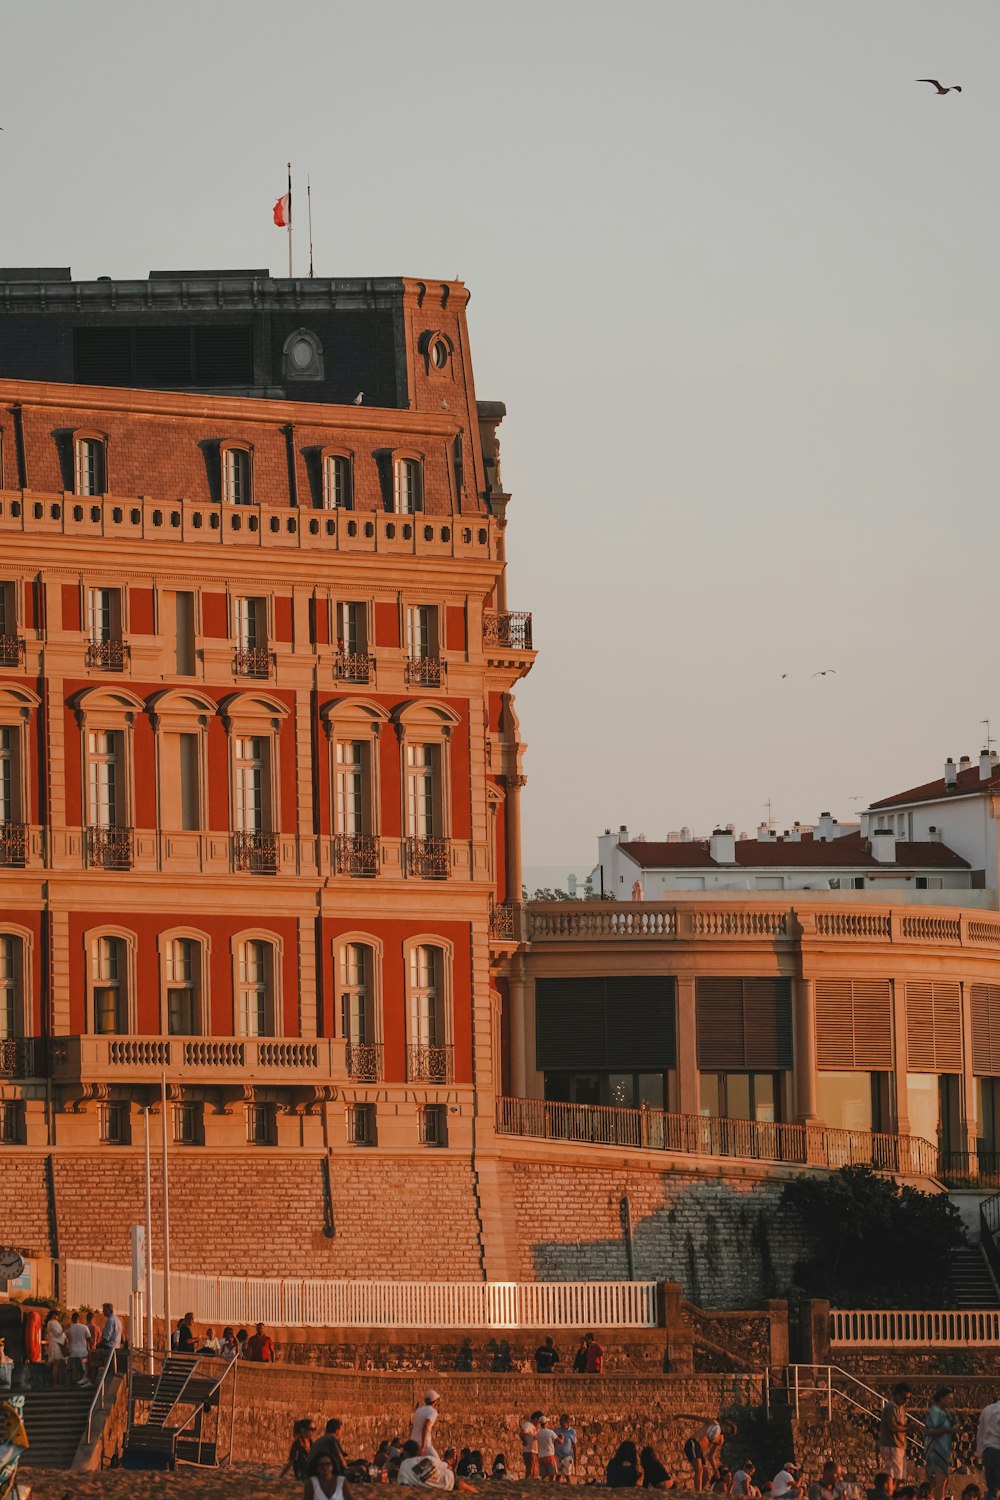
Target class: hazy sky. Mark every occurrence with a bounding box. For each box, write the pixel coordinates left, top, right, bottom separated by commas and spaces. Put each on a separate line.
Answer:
3, 1, 997, 867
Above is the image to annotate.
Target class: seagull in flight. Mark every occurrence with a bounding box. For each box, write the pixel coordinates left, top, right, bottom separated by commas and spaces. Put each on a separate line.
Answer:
811, 668, 837, 677
917, 79, 962, 94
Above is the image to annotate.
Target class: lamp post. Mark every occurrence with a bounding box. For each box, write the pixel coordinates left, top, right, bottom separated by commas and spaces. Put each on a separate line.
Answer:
161, 1072, 171, 1355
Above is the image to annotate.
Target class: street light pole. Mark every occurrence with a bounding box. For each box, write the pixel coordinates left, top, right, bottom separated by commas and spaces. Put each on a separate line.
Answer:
160, 1072, 171, 1354
143, 1105, 155, 1367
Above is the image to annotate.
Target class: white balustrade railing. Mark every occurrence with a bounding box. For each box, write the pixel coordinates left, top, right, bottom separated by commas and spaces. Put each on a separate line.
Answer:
64, 1261, 658, 1330
830, 1308, 1000, 1347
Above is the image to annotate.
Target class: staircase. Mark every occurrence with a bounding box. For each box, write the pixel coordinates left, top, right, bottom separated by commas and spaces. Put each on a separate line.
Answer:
146, 1354, 197, 1426
125, 1353, 233, 1469
948, 1244, 1000, 1307
18, 1386, 95, 1468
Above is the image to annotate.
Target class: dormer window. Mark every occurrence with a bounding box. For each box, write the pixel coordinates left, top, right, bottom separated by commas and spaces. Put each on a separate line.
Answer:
393, 457, 423, 515
222, 445, 253, 506
323, 454, 353, 510
75, 436, 106, 497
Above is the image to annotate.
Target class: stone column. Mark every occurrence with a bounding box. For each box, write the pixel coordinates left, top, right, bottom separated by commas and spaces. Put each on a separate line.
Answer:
504, 773, 525, 904
675, 975, 699, 1116
509, 956, 527, 1098
794, 977, 819, 1124
891, 977, 911, 1135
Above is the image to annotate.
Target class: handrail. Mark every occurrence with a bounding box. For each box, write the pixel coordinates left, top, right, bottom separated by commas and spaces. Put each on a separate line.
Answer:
787, 1364, 925, 1455
980, 1192, 1000, 1288
85, 1341, 117, 1443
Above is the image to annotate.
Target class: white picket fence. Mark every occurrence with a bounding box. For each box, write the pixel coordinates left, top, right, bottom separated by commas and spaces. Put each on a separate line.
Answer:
63, 1261, 659, 1330
830, 1308, 1000, 1348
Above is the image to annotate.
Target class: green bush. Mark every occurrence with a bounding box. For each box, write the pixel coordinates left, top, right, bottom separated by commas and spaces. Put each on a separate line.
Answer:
780, 1164, 966, 1307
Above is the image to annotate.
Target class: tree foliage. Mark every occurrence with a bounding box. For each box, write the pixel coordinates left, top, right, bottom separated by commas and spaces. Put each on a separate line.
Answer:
780, 1165, 966, 1307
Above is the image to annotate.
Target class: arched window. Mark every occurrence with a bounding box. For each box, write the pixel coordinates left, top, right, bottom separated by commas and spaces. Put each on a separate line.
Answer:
404, 937, 453, 1083
89, 933, 133, 1035
222, 445, 253, 506
322, 699, 388, 877
393, 456, 423, 515
233, 933, 281, 1036
322, 453, 353, 510
75, 434, 107, 496
0, 936, 21, 1038
157, 929, 210, 1035
338, 937, 383, 1081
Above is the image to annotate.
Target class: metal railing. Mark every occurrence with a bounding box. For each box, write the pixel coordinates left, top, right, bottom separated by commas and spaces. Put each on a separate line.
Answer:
86, 824, 134, 869
981, 1191, 1000, 1289
830, 1309, 1000, 1347
0, 634, 25, 668
407, 1043, 453, 1084
86, 1340, 119, 1443
405, 836, 449, 879
405, 655, 445, 687
67, 1263, 658, 1329
232, 829, 279, 874
333, 833, 380, 877
334, 650, 373, 684
488, 901, 517, 940
232, 646, 275, 679
86, 638, 130, 672
938, 1151, 1000, 1189
483, 611, 533, 650
345, 1042, 383, 1082
785, 1365, 926, 1460
0, 1037, 38, 1078
0, 821, 27, 866
496, 1096, 940, 1176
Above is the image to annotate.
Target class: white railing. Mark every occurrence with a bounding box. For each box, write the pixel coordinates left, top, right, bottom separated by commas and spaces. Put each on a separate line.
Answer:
64, 1261, 659, 1330
830, 1308, 1000, 1347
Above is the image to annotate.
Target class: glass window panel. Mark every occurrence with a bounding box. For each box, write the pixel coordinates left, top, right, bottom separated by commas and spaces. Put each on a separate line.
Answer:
727, 1073, 752, 1120
700, 1073, 721, 1118
753, 1072, 777, 1123
608, 1073, 635, 1108
637, 1073, 666, 1110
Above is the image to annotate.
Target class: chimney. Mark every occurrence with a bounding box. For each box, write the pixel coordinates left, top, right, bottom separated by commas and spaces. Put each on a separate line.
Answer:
871, 828, 896, 863
757, 823, 771, 843
944, 757, 957, 789
680, 826, 692, 843
982, 750, 993, 781
927, 825, 941, 842
960, 755, 972, 773
710, 827, 736, 864
815, 811, 838, 843
787, 823, 802, 843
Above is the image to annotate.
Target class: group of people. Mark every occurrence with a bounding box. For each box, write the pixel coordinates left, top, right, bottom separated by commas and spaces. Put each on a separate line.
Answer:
168, 1314, 275, 1363
0, 1301, 122, 1390
532, 1332, 604, 1377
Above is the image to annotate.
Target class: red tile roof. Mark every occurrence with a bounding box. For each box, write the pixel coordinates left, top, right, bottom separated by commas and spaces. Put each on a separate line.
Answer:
619, 832, 969, 871
870, 763, 1000, 809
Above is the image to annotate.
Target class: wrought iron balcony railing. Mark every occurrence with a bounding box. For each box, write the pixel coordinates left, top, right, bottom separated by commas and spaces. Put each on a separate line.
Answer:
489, 901, 517, 940
405, 836, 450, 879
333, 833, 380, 877
232, 829, 279, 874
0, 1038, 39, 1079
233, 647, 275, 679
334, 651, 373, 685
87, 824, 134, 870
85, 639, 130, 672
345, 1041, 384, 1083
483, 611, 533, 650
0, 635, 25, 669
0, 822, 28, 868
406, 1043, 453, 1084
405, 655, 445, 687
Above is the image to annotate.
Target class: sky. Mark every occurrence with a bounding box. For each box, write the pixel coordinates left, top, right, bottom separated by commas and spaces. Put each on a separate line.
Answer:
2, 1, 997, 869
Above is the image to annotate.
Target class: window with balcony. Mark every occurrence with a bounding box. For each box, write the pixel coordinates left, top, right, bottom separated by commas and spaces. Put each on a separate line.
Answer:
406, 744, 447, 877
348, 1102, 376, 1146
340, 941, 382, 1080
247, 1100, 277, 1146
0, 582, 24, 669
406, 943, 453, 1082
234, 596, 271, 678
75, 435, 107, 496
393, 456, 423, 515
0, 936, 22, 1040
323, 453, 353, 510
86, 729, 133, 868
87, 587, 128, 671
237, 938, 276, 1037
405, 606, 443, 686
222, 445, 253, 505
92, 935, 129, 1035
100, 1100, 131, 1145
335, 601, 370, 683
173, 1101, 204, 1146
334, 739, 377, 874
232, 734, 277, 872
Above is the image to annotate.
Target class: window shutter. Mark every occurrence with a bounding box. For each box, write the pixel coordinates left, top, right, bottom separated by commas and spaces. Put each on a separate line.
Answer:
971, 984, 1000, 1076
535, 976, 675, 1071
816, 978, 893, 1069
696, 978, 746, 1070
696, 978, 792, 1071
744, 978, 793, 1070
907, 981, 962, 1073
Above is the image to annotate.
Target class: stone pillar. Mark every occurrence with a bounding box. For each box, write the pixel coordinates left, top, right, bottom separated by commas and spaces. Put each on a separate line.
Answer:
504, 773, 525, 904
676, 976, 699, 1116
961, 979, 979, 1166
509, 956, 527, 1098
794, 977, 819, 1124
891, 977, 911, 1135
765, 1299, 790, 1368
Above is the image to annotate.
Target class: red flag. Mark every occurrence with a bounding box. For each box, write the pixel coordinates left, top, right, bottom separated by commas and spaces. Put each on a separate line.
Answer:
273, 193, 290, 227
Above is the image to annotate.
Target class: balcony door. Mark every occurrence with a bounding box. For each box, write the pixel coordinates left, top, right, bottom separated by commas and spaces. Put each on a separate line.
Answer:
234, 736, 267, 832
88, 731, 122, 828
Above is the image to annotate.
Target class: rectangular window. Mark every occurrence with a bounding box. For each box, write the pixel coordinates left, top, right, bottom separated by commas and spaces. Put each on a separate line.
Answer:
160, 731, 201, 832
0, 1101, 22, 1144
407, 606, 438, 660
341, 943, 371, 1045
324, 455, 353, 510
93, 935, 125, 1034
406, 744, 439, 838
335, 741, 368, 835
394, 457, 422, 514
166, 938, 198, 1035
0, 727, 21, 824
0, 581, 17, 637
348, 1102, 376, 1146
76, 438, 106, 496
535, 976, 677, 1073
238, 939, 271, 1036
172, 590, 196, 675
234, 736, 268, 832
695, 978, 793, 1072
87, 587, 122, 644
409, 945, 443, 1047
0, 936, 18, 1040
419, 1103, 447, 1146
88, 730, 123, 827
223, 447, 252, 505
99, 1100, 130, 1145
247, 1101, 276, 1145
337, 602, 367, 655
815, 979, 893, 1070
235, 597, 266, 651
173, 1102, 203, 1146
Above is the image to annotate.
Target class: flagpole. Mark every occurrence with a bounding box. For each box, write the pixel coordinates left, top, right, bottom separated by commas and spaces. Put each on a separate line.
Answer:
287, 161, 293, 279
307, 176, 315, 278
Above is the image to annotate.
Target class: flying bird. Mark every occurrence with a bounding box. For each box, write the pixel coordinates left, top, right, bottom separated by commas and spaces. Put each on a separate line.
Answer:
353, 392, 364, 405
811, 669, 837, 677
917, 79, 962, 94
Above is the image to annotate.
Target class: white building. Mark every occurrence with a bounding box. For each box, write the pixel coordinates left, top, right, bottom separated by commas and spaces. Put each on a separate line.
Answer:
593, 811, 974, 898
862, 752, 1000, 890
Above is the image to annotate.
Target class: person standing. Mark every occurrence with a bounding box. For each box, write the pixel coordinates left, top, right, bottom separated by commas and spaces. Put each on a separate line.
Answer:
244, 1322, 275, 1362
536, 1336, 560, 1375
879, 1384, 912, 1482
176, 1312, 196, 1355
520, 1410, 542, 1478
0, 1338, 13, 1392
44, 1312, 67, 1388
94, 1301, 122, 1383
537, 1418, 559, 1481
976, 1393, 1000, 1500
572, 1336, 589, 1374
412, 1391, 441, 1458
584, 1333, 604, 1374
555, 1415, 578, 1483
65, 1312, 91, 1387
925, 1388, 956, 1500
